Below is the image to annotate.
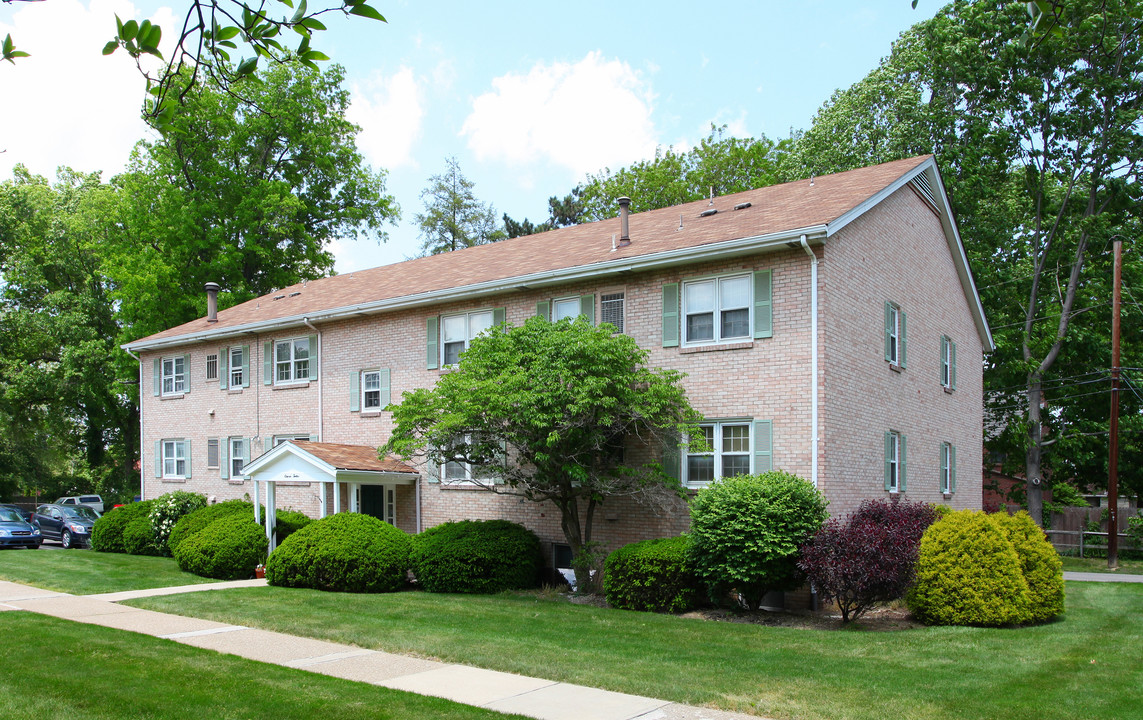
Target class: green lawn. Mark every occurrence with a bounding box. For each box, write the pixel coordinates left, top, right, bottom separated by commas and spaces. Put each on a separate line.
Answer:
0, 547, 218, 594
0, 612, 522, 720
126, 582, 1143, 720
1059, 554, 1143, 574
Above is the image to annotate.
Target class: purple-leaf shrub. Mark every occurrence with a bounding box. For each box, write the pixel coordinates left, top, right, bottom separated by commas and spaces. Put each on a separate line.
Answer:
798, 499, 940, 623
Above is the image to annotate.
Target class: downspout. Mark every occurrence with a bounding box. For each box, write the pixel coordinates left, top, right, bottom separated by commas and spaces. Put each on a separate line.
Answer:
799, 236, 819, 489
124, 348, 144, 501
302, 318, 323, 442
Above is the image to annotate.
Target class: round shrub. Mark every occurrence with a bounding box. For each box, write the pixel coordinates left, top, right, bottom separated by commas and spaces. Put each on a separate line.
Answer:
91, 501, 154, 553
266, 513, 411, 593
604, 536, 701, 613
123, 512, 163, 556
411, 520, 542, 594
168, 500, 254, 554
173, 513, 268, 580
689, 471, 828, 610
149, 491, 207, 555
259, 508, 313, 546
991, 511, 1064, 623
907, 510, 1032, 626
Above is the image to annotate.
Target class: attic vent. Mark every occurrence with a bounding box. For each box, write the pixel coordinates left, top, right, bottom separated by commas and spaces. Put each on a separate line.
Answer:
910, 173, 938, 209
289, 291, 301, 298
273, 294, 286, 301
733, 202, 752, 211
699, 208, 718, 218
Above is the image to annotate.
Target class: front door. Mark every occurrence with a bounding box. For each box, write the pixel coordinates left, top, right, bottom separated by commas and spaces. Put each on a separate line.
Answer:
360, 485, 387, 522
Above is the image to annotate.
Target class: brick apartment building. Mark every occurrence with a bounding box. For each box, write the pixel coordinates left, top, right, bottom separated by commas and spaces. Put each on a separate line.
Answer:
123, 155, 993, 558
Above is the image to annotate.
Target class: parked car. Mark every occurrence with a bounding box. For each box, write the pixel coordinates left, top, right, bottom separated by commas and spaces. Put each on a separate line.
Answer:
55, 495, 105, 513
34, 504, 99, 548
0, 503, 33, 523
0, 507, 42, 549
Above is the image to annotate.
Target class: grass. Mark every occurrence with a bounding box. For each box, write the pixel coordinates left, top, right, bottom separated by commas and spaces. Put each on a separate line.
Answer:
125, 582, 1143, 720
1058, 553, 1143, 574
0, 612, 523, 720
0, 547, 219, 594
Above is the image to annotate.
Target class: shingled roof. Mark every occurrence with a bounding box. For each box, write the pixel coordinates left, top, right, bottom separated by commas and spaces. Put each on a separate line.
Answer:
125, 155, 991, 350
286, 441, 417, 475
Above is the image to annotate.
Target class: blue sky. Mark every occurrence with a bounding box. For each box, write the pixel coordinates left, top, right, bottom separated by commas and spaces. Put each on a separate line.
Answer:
1, 0, 941, 273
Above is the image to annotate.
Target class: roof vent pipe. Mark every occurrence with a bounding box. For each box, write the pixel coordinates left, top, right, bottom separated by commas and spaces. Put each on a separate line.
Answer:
617, 196, 631, 247
204, 282, 220, 323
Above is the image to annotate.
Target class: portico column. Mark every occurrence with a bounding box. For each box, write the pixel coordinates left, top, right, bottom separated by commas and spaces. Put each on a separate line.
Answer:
265, 481, 277, 551
252, 479, 260, 522
333, 479, 341, 514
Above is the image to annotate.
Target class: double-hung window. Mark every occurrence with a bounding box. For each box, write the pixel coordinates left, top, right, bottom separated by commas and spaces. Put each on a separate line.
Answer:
685, 421, 753, 486
683, 274, 751, 345
884, 431, 906, 493
275, 338, 311, 383
363, 370, 382, 410
161, 440, 187, 479
230, 437, 248, 478
442, 310, 493, 366
940, 442, 956, 494
161, 357, 187, 395
885, 302, 907, 368
229, 346, 245, 387
940, 335, 956, 390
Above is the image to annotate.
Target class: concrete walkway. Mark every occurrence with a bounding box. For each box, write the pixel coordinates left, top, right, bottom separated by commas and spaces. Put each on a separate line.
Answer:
1063, 571, 1143, 583
0, 579, 759, 720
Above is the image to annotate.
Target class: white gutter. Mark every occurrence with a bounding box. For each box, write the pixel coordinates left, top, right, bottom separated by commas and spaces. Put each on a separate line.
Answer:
123, 225, 830, 352
799, 235, 819, 488
123, 347, 145, 501
302, 318, 322, 442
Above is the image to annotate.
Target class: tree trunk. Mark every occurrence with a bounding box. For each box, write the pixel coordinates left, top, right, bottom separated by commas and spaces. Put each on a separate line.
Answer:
555, 497, 590, 590
1026, 378, 1044, 527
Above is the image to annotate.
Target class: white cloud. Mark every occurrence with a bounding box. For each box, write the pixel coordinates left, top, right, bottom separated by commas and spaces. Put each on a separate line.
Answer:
0, 0, 175, 179
348, 66, 424, 170
461, 51, 658, 177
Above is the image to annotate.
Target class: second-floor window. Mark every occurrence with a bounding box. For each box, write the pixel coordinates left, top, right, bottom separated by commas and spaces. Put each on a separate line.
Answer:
683, 274, 751, 345
161, 357, 186, 395
275, 338, 311, 383
229, 346, 245, 387
363, 370, 382, 410
885, 302, 907, 368
600, 292, 625, 333
442, 310, 493, 366
205, 354, 218, 381
941, 336, 956, 390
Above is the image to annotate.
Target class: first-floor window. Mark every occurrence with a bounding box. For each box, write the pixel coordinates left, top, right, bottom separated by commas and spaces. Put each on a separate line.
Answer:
442, 310, 493, 366
275, 338, 310, 383
885, 431, 905, 493
162, 357, 186, 395
230, 438, 248, 478
686, 422, 751, 486
162, 440, 187, 478
940, 442, 956, 494
363, 370, 382, 410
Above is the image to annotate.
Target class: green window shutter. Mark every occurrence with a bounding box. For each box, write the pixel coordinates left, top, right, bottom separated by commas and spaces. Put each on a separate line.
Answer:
951, 341, 957, 390
380, 368, 391, 408
536, 301, 550, 320
661, 434, 680, 482
184, 439, 192, 479
753, 420, 773, 473
307, 335, 318, 380
349, 371, 360, 412
493, 307, 506, 326
241, 345, 250, 388
220, 440, 229, 479
898, 433, 907, 492
884, 303, 893, 362
183, 354, 192, 393
154, 440, 162, 477
426, 317, 439, 370
263, 341, 273, 385
884, 432, 892, 491
662, 283, 679, 348
219, 348, 229, 390
950, 444, 957, 493
153, 359, 161, 396
579, 294, 595, 324
753, 270, 773, 339
899, 311, 907, 369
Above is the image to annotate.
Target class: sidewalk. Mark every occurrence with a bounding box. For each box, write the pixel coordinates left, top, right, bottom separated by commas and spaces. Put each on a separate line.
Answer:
1063, 571, 1143, 583
0, 579, 759, 720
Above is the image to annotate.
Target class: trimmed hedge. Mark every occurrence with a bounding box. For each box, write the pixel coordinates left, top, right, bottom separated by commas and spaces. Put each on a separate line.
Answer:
168, 500, 254, 554
411, 520, 542, 594
992, 511, 1065, 623
907, 510, 1032, 626
603, 536, 700, 613
123, 511, 163, 557
260, 508, 313, 546
266, 513, 411, 593
173, 513, 268, 580
91, 501, 154, 553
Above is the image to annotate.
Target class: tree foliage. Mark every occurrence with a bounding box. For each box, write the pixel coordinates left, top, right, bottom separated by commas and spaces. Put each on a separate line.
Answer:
383, 316, 704, 589
414, 156, 504, 255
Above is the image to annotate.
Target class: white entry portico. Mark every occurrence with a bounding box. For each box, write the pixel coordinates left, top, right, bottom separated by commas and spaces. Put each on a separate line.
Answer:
240, 440, 419, 550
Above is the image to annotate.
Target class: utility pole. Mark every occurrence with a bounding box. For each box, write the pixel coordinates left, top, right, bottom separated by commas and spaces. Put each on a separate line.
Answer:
1108, 238, 1122, 571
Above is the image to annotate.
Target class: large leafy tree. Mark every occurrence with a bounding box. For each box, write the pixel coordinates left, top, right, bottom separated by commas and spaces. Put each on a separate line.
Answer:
795, 0, 1143, 516
382, 317, 704, 589
414, 156, 504, 255
110, 61, 398, 340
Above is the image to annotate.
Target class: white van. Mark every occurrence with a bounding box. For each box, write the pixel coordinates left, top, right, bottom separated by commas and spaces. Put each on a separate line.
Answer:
55, 495, 105, 514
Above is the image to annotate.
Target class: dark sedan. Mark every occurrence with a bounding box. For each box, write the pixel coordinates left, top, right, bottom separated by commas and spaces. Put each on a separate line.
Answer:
0, 507, 42, 549
33, 504, 99, 549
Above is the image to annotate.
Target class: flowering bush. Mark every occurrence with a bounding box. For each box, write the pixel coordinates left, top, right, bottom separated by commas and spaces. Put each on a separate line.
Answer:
149, 491, 207, 556
798, 499, 940, 623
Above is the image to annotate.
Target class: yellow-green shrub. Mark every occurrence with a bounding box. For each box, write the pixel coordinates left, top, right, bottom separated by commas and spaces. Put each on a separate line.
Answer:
907, 510, 1032, 626
991, 511, 1064, 622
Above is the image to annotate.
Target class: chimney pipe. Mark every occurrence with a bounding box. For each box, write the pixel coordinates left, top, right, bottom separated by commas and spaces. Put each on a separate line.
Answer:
204, 282, 220, 323
617, 196, 631, 247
